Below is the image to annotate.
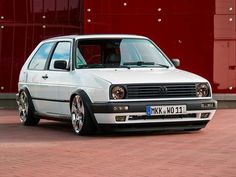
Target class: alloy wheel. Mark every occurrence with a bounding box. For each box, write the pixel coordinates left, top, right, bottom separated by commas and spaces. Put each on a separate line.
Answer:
18, 92, 29, 123
71, 95, 85, 134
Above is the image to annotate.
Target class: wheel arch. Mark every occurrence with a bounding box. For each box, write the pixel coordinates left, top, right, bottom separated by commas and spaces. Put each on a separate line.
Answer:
17, 86, 40, 125
70, 89, 98, 126
18, 87, 36, 112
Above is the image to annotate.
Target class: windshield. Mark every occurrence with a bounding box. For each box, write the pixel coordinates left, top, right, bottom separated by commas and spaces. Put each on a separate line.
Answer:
75, 38, 172, 69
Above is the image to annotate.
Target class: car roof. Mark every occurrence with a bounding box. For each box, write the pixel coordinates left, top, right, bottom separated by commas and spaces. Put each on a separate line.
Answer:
46, 34, 148, 41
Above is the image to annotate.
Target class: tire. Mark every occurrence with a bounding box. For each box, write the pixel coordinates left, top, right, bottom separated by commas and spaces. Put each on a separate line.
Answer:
71, 94, 96, 135
17, 90, 40, 126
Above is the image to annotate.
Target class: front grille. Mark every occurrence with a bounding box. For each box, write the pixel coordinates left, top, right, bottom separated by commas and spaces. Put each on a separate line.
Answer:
126, 83, 196, 99
128, 113, 197, 120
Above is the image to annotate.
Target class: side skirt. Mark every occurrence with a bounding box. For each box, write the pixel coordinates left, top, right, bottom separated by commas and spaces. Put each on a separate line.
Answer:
34, 112, 71, 122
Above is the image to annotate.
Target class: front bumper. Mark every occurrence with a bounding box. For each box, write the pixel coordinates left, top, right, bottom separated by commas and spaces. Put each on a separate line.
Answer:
92, 99, 217, 130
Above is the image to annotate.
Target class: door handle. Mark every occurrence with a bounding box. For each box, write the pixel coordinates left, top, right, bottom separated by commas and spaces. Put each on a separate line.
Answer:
42, 74, 48, 79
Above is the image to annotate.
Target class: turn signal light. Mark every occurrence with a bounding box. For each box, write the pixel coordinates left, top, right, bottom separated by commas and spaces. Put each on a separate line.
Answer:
201, 113, 210, 118
201, 103, 215, 109
113, 106, 129, 111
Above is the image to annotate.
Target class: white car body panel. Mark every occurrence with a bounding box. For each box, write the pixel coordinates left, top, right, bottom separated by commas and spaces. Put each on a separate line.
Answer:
80, 68, 208, 85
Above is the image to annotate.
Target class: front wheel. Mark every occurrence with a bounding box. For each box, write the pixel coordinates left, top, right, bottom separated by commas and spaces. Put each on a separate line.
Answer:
17, 90, 40, 126
71, 95, 95, 135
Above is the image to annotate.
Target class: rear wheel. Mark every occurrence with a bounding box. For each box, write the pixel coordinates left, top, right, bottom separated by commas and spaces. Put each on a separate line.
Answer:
18, 91, 40, 126
71, 94, 95, 135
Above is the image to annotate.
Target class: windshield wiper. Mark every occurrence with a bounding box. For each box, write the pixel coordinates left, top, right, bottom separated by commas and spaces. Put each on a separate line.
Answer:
123, 61, 169, 68
123, 61, 155, 66
155, 63, 169, 68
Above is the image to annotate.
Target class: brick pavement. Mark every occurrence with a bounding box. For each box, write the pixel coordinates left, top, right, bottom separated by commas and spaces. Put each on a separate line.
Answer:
0, 109, 235, 177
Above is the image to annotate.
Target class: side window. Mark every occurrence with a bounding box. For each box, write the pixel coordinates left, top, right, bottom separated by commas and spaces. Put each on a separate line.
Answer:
49, 42, 71, 70
28, 42, 54, 70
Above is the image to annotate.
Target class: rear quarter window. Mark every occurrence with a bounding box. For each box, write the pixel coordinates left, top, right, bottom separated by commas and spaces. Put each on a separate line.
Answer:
28, 42, 54, 70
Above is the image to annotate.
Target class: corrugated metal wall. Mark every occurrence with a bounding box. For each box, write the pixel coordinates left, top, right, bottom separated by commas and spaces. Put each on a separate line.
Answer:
83, 0, 216, 90
214, 0, 236, 93
83, 0, 236, 93
0, 0, 83, 93
0, 0, 235, 94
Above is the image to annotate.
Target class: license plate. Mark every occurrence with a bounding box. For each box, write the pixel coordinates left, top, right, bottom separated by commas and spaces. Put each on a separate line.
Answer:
146, 105, 187, 116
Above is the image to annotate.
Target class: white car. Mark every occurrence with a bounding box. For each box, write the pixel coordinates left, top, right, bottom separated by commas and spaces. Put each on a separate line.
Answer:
16, 34, 217, 135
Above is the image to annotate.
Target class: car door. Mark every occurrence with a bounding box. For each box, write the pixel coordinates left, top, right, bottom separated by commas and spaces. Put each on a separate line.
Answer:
38, 40, 75, 117
26, 42, 55, 113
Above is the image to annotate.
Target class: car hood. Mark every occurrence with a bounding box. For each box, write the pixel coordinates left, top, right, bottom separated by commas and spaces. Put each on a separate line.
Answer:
82, 68, 208, 84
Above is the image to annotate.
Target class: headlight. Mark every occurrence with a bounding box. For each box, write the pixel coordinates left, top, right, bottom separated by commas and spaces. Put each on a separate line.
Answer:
111, 86, 126, 99
196, 83, 209, 97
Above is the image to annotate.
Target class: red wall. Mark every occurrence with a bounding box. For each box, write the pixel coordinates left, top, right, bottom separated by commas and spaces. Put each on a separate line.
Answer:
0, 0, 83, 93
214, 0, 236, 93
83, 0, 236, 93
0, 0, 235, 94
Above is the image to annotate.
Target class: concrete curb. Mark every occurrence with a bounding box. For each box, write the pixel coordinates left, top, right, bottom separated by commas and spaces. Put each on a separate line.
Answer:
0, 93, 17, 109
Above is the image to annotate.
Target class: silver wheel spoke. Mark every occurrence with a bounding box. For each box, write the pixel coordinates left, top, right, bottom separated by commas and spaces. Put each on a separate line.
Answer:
71, 95, 85, 134
78, 117, 84, 128
18, 92, 28, 123
71, 104, 77, 114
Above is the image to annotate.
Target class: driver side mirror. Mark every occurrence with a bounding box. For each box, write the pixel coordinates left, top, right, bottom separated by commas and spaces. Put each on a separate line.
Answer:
171, 59, 180, 67
54, 60, 68, 70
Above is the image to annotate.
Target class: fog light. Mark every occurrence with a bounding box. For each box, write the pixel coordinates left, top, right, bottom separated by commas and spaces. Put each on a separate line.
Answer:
113, 106, 129, 111
115, 116, 126, 122
201, 113, 210, 118
201, 103, 215, 108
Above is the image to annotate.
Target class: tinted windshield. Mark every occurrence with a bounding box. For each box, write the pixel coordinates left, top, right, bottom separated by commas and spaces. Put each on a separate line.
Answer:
76, 38, 172, 69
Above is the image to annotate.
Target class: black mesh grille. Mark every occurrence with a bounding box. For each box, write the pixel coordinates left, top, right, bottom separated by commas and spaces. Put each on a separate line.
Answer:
128, 113, 197, 120
126, 83, 197, 99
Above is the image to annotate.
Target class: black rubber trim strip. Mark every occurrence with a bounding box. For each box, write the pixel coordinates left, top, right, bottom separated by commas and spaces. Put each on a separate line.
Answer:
92, 99, 217, 113
34, 111, 70, 122
32, 97, 70, 103
99, 120, 209, 132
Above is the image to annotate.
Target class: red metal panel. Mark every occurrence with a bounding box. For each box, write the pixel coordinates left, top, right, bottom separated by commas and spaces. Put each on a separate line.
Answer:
24, 26, 35, 59
214, 15, 236, 39
84, 0, 215, 15
32, 0, 44, 23
69, 0, 82, 26
0, 0, 14, 22
14, 0, 28, 22
215, 0, 235, 14
56, 0, 69, 25
0, 26, 14, 93
0, 0, 83, 93
44, 26, 63, 38
83, 0, 215, 88
1, 0, 236, 94
10, 26, 28, 92
213, 41, 236, 93
214, 1, 236, 93
44, 0, 56, 24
